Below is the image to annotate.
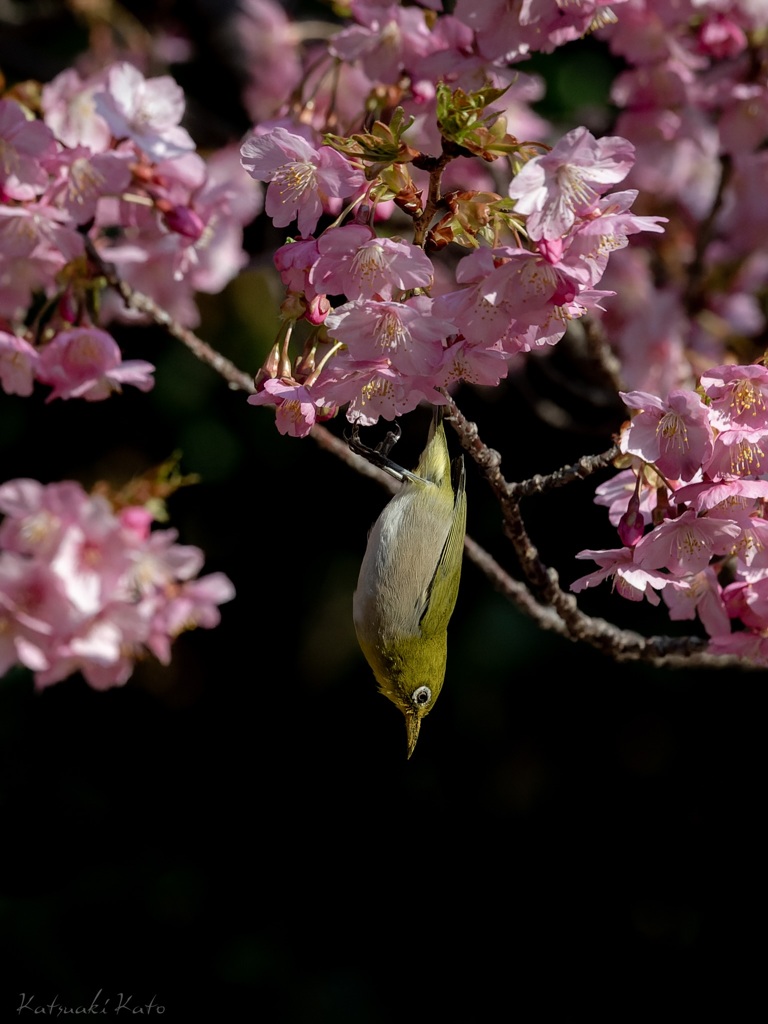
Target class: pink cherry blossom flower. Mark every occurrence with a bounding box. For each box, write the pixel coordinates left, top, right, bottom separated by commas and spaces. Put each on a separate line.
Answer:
0, 203, 84, 263
662, 567, 730, 638
0, 555, 74, 676
697, 13, 748, 59
43, 613, 141, 690
508, 126, 635, 240
729, 516, 768, 572
704, 428, 768, 480
274, 236, 322, 299
620, 388, 714, 482
49, 515, 133, 616
673, 479, 768, 516
235, 0, 303, 123
48, 147, 132, 225
95, 62, 195, 161
247, 377, 321, 437
330, 3, 436, 83
454, 0, 627, 61
311, 224, 433, 300
438, 336, 510, 389
613, 106, 720, 222
127, 529, 205, 599
0, 99, 58, 200
201, 143, 264, 228
633, 509, 741, 576
434, 245, 591, 350
316, 350, 443, 426
721, 568, 768, 644
571, 546, 676, 605
145, 573, 236, 665
699, 363, 768, 431
0, 331, 38, 396
325, 295, 453, 376
35, 327, 155, 402
0, 478, 88, 558
240, 127, 364, 236
41, 67, 112, 152
564, 189, 667, 285
176, 144, 262, 295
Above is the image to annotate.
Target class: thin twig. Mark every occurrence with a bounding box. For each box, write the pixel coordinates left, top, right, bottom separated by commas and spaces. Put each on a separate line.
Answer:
511, 445, 620, 498
86, 238, 256, 394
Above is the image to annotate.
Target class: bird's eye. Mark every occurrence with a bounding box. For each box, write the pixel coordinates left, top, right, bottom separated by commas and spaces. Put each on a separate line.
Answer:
412, 685, 431, 707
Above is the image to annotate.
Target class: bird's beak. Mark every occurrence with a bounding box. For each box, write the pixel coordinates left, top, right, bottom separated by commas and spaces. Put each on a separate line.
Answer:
405, 714, 421, 759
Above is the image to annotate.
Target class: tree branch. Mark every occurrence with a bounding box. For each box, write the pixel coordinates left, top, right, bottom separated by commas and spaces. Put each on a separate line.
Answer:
95, 259, 747, 670
86, 239, 256, 394
441, 393, 746, 668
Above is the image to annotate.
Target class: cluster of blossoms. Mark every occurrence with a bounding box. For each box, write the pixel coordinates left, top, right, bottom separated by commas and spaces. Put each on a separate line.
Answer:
0, 477, 235, 689
232, 0, 768, 660
240, 104, 665, 434
590, 0, 768, 395
3, 0, 768, 683
573, 364, 768, 661
237, 0, 768, 436
0, 60, 261, 401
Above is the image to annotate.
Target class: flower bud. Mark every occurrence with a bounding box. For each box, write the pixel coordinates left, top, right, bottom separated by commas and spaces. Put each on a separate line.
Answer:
305, 294, 330, 325
618, 505, 645, 547
161, 203, 205, 241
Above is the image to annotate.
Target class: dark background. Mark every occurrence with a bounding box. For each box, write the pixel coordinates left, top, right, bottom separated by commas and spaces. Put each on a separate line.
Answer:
0, 2, 760, 1019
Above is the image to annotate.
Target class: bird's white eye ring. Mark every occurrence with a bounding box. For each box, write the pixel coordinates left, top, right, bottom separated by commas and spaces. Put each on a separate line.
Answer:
412, 685, 431, 707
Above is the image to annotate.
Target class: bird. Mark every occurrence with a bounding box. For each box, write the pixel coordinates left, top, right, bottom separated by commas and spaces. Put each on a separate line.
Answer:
349, 407, 467, 757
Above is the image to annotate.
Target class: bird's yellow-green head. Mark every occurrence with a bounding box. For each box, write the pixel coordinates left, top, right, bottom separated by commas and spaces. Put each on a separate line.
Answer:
361, 631, 449, 758
352, 409, 467, 758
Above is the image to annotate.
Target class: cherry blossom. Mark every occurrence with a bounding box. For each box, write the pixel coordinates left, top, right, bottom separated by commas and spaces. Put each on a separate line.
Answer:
247, 377, 324, 438
700, 363, 768, 431
35, 327, 155, 402
41, 67, 112, 152
633, 509, 741, 576
619, 389, 714, 482
311, 225, 434, 301
661, 567, 730, 638
240, 128, 364, 236
0, 479, 235, 690
0, 99, 58, 200
571, 547, 676, 606
325, 295, 453, 376
0, 331, 38, 396
95, 62, 195, 161
508, 127, 636, 240
7, 1, 768, 674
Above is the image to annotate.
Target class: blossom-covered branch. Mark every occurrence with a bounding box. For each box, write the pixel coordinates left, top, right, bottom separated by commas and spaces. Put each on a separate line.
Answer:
4, 0, 768, 686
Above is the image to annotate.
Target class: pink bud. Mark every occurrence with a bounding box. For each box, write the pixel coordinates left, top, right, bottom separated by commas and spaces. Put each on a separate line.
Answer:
618, 498, 645, 547
697, 15, 747, 59
119, 506, 153, 540
58, 290, 79, 324
162, 204, 205, 241
305, 294, 330, 325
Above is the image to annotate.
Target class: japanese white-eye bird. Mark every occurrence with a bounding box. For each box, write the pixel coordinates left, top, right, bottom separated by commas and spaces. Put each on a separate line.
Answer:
350, 408, 467, 758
